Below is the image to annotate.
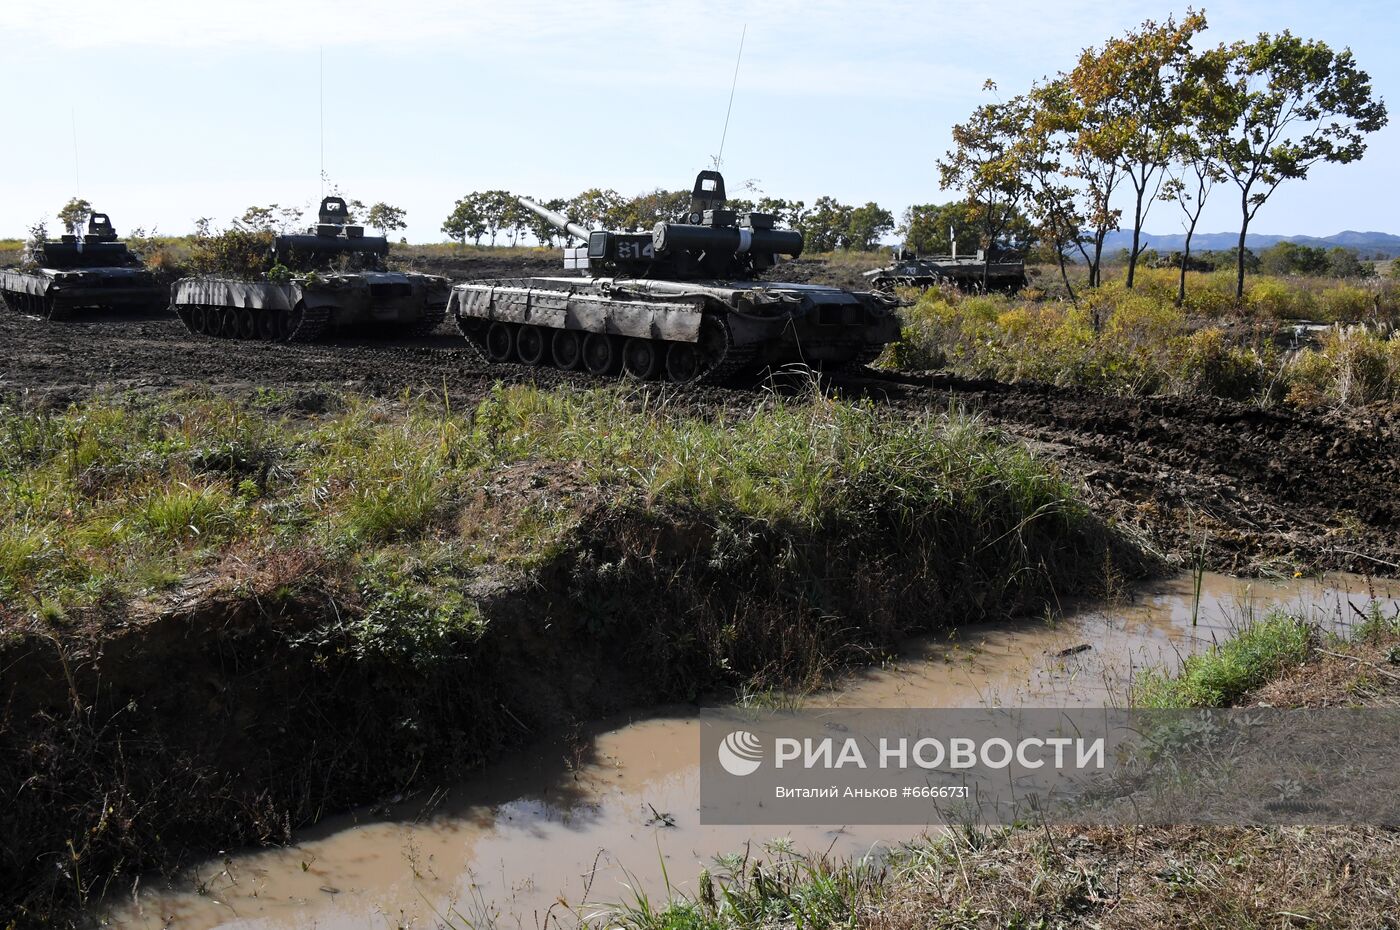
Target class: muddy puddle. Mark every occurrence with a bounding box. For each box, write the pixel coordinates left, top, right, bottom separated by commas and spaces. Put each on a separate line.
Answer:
101, 572, 1400, 929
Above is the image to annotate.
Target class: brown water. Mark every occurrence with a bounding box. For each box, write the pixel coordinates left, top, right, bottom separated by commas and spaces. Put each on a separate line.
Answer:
100, 572, 1400, 929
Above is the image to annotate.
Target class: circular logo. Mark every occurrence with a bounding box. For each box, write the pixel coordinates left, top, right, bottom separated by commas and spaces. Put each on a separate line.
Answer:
718, 730, 763, 776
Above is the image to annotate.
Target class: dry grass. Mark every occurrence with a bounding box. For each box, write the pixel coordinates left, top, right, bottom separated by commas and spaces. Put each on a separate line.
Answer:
870, 823, 1400, 930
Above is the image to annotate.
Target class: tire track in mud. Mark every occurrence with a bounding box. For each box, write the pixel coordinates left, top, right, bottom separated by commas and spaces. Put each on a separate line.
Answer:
831, 370, 1400, 576
2, 308, 1396, 575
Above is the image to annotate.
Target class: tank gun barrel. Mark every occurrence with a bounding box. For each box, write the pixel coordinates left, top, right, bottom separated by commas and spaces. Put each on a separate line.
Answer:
517, 196, 592, 242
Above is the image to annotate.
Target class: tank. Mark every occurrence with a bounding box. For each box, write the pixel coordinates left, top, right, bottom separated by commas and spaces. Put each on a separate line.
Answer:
0, 213, 166, 320
449, 171, 901, 382
171, 197, 450, 341
863, 246, 1027, 295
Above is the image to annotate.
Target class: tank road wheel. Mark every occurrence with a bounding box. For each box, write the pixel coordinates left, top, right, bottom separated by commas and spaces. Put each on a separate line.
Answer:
256, 310, 277, 341
622, 338, 661, 380
551, 330, 582, 370
485, 322, 516, 362
236, 308, 257, 340
207, 308, 228, 338
276, 309, 297, 341
664, 341, 704, 383
583, 333, 621, 376
515, 325, 547, 365
187, 305, 208, 334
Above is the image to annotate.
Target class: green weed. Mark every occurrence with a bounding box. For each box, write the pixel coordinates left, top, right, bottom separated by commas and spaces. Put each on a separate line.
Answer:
1133, 612, 1313, 707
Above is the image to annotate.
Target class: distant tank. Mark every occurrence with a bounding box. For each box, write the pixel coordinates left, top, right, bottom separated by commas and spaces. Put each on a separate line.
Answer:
450, 171, 900, 382
172, 197, 450, 341
0, 213, 166, 320
863, 245, 1027, 295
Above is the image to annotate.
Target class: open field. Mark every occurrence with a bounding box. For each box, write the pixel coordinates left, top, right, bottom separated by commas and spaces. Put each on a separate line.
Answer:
2, 250, 1398, 928
2, 249, 1396, 577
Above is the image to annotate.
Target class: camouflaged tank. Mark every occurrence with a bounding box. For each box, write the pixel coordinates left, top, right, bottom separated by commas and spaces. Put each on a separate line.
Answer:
0, 213, 166, 320
449, 171, 900, 382
862, 246, 1027, 295
172, 197, 450, 342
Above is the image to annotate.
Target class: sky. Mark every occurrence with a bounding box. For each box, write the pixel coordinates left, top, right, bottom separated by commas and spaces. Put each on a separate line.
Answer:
2, 0, 1397, 244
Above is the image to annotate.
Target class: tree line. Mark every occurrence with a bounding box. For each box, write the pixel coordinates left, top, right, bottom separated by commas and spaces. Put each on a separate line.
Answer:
938, 10, 1387, 302
439, 189, 898, 253
1125, 242, 1381, 279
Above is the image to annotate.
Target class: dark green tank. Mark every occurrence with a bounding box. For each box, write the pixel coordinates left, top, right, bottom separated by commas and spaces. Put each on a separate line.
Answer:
0, 213, 166, 320
451, 171, 901, 382
171, 197, 450, 342
862, 246, 1027, 295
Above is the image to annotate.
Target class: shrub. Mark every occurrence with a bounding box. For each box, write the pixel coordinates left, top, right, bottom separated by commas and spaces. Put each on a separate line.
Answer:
1246, 277, 1306, 319
1317, 284, 1373, 322
187, 228, 274, 278
1285, 326, 1400, 406
1172, 328, 1268, 401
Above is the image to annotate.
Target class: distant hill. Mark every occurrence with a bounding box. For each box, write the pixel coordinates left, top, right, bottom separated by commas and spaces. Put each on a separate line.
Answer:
1100, 229, 1400, 258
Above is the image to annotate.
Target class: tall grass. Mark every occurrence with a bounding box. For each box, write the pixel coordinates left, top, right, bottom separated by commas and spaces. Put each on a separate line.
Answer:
0, 385, 1096, 627
580, 846, 886, 930
892, 274, 1400, 405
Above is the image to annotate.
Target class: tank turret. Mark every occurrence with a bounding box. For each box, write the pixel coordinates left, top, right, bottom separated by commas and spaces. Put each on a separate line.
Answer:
272, 197, 389, 266
519, 170, 803, 280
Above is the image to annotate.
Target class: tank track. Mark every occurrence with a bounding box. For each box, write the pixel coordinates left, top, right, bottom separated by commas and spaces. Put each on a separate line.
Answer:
698, 314, 758, 383
454, 314, 490, 360
405, 301, 448, 337
835, 344, 885, 371
287, 304, 331, 342
1, 289, 71, 321
453, 310, 757, 384
173, 303, 332, 343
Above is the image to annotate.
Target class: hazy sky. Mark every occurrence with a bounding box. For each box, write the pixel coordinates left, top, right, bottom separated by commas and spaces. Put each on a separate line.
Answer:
2, 0, 1396, 243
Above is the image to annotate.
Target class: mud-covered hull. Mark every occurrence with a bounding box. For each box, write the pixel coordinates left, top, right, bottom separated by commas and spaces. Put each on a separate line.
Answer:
864, 259, 1027, 294
0, 267, 167, 320
450, 276, 900, 382
172, 272, 451, 342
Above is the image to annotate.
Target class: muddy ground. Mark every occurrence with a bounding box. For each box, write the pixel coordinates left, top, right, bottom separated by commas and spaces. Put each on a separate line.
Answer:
1, 251, 1397, 577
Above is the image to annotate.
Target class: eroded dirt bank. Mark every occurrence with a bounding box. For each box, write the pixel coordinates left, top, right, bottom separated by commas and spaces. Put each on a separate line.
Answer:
1, 479, 1128, 927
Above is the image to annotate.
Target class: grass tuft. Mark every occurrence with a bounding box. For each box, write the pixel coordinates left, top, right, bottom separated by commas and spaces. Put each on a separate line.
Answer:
1133, 612, 1314, 708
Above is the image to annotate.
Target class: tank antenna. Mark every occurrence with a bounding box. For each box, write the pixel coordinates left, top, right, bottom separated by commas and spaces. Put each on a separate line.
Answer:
714, 23, 746, 170
319, 46, 325, 196
71, 107, 81, 197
